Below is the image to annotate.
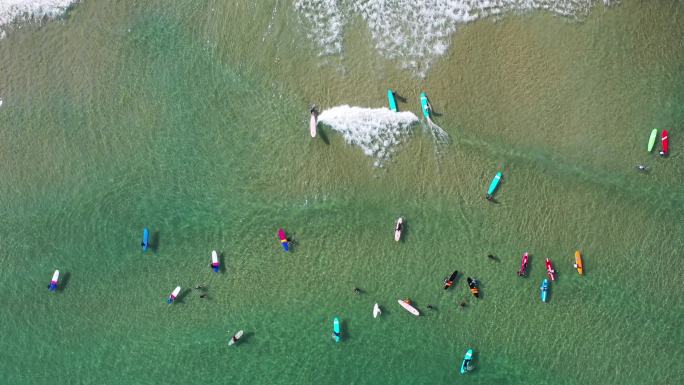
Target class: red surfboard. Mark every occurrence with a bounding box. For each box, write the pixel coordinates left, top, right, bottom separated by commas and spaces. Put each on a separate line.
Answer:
660, 130, 669, 156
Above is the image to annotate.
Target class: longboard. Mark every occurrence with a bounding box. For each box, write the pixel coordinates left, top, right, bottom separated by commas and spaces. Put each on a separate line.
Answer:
660, 130, 669, 156
398, 299, 420, 316
574, 250, 584, 275
648, 129, 658, 152
487, 172, 502, 196
394, 217, 403, 242
141, 228, 149, 252
229, 330, 244, 346
540, 279, 549, 302
460, 349, 473, 375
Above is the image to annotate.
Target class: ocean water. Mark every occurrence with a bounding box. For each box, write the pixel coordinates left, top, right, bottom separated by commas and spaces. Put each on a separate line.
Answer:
0, 1, 682, 384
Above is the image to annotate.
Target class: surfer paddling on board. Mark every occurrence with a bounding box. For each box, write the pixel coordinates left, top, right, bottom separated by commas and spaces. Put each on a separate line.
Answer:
636, 164, 649, 173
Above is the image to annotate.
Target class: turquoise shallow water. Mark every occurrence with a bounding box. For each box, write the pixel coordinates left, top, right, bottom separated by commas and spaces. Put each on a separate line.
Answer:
0, 1, 683, 384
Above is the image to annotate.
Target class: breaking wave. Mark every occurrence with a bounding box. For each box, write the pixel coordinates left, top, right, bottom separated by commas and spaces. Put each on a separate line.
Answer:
0, 0, 77, 39
294, 0, 615, 76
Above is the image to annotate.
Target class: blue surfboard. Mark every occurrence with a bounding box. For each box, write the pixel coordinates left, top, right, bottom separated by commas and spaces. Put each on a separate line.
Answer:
486, 172, 502, 198
540, 279, 549, 302
387, 89, 398, 112
420, 92, 431, 119
332, 317, 341, 343
460, 349, 473, 375
141, 228, 149, 252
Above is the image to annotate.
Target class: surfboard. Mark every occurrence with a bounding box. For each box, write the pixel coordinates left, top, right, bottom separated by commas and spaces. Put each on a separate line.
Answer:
487, 172, 502, 197
141, 228, 149, 252
394, 217, 403, 242
49, 270, 59, 291
332, 317, 341, 342
574, 250, 584, 275
660, 130, 669, 156
540, 279, 549, 302
229, 330, 244, 346
278, 228, 289, 251
648, 129, 658, 152
373, 303, 381, 318
310, 109, 317, 138
211, 250, 219, 272
398, 299, 420, 316
419, 92, 431, 119
460, 349, 473, 375
167, 286, 181, 304
387, 89, 398, 112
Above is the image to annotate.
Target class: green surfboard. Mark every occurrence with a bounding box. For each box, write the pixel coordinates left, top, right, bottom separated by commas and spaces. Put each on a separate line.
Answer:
648, 129, 658, 152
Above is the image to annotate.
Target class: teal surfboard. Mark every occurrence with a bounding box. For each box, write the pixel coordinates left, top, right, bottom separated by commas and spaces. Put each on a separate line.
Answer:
332, 317, 341, 343
460, 348, 473, 374
387, 89, 398, 112
648, 129, 658, 152
419, 92, 431, 119
487, 172, 502, 197
540, 278, 549, 302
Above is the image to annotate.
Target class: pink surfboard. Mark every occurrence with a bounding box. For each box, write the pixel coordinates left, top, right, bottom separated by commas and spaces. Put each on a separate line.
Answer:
398, 299, 420, 316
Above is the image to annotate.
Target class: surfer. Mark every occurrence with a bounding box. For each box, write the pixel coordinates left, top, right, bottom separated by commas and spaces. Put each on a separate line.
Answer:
353, 287, 361, 295
426, 304, 434, 310
636, 164, 649, 172
487, 254, 498, 261
195, 284, 205, 290
459, 301, 467, 308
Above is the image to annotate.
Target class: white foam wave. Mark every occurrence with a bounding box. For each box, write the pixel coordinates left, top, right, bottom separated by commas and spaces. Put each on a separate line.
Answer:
318, 105, 419, 166
0, 0, 77, 37
295, 0, 614, 76
293, 0, 346, 56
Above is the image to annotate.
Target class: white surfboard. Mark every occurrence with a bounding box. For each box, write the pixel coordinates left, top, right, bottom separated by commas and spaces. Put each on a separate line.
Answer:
51, 270, 60, 283
171, 286, 181, 297
398, 299, 420, 316
229, 330, 244, 346
373, 303, 381, 318
394, 217, 403, 242
310, 111, 317, 138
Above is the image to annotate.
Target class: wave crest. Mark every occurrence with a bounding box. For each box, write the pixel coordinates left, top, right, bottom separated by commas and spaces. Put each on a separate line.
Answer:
295, 0, 614, 76
0, 0, 77, 38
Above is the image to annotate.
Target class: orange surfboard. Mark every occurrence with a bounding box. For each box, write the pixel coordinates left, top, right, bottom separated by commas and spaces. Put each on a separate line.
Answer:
574, 250, 584, 275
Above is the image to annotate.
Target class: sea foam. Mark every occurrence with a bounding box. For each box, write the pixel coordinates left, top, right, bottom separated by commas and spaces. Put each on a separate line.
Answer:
0, 0, 77, 38
294, 0, 614, 76
318, 105, 419, 166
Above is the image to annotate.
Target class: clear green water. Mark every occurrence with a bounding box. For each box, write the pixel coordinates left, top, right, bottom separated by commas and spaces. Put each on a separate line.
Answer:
1, 1, 683, 384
